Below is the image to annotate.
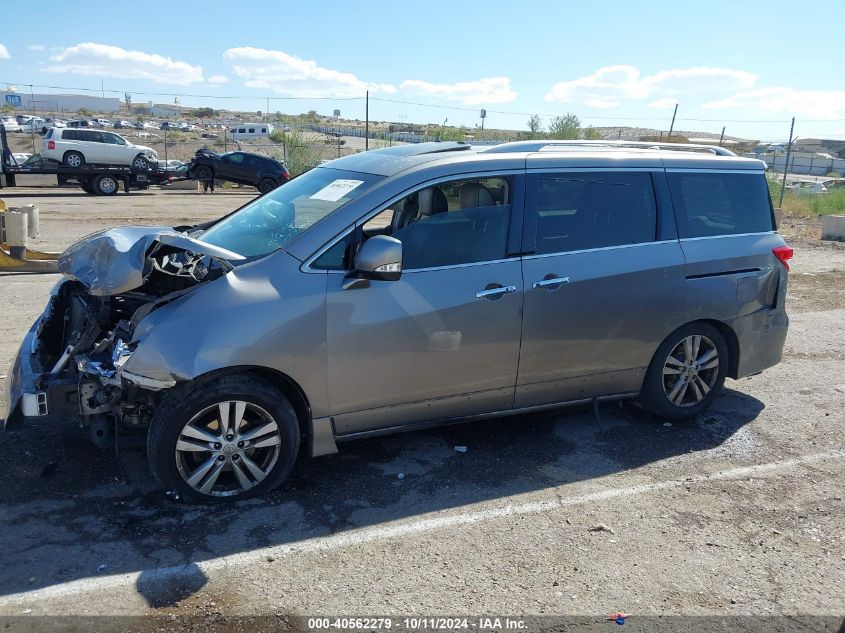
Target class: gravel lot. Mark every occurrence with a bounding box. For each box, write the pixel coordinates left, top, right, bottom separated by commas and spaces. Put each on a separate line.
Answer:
0, 185, 843, 627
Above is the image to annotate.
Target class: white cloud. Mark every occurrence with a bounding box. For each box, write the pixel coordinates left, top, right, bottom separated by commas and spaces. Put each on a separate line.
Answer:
0, 44, 10, 59
703, 87, 845, 119
223, 47, 394, 97
45, 42, 203, 85
207, 74, 229, 85
27, 44, 45, 52
647, 97, 679, 109
545, 65, 757, 106
399, 77, 517, 105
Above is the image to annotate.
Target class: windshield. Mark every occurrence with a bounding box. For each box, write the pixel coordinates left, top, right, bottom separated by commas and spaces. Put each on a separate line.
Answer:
198, 167, 383, 257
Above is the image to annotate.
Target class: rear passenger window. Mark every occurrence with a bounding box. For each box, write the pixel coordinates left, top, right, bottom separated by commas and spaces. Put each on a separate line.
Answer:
534, 172, 657, 254
667, 172, 774, 238
62, 130, 78, 140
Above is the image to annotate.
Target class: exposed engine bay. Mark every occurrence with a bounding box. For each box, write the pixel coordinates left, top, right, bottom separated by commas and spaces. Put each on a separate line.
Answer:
26, 226, 243, 444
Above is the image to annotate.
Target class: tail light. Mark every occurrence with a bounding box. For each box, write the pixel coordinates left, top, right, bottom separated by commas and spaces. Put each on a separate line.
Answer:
773, 245, 794, 271
47, 140, 55, 150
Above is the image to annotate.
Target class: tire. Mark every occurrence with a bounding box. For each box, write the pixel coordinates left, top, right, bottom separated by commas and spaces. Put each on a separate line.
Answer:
257, 178, 276, 194
147, 374, 300, 503
639, 322, 729, 420
93, 174, 119, 196
63, 151, 85, 168
132, 154, 150, 170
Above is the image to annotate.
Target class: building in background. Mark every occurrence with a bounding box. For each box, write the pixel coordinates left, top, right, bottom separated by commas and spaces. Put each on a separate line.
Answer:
1, 91, 120, 113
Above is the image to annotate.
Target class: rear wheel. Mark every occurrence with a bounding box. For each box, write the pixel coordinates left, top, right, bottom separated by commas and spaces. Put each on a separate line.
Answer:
93, 174, 119, 196
640, 322, 728, 420
63, 151, 85, 168
147, 374, 300, 503
257, 178, 276, 194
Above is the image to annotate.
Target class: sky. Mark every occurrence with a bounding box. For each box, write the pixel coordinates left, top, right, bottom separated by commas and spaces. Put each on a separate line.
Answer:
1, 0, 844, 142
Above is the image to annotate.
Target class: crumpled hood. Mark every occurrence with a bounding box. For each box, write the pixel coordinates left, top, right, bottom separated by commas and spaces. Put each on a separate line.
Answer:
58, 226, 245, 296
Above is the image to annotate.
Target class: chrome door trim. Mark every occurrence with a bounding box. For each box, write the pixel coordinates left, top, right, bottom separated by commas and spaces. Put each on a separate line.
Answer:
532, 276, 570, 289
665, 168, 767, 174
522, 239, 677, 261
475, 285, 518, 299
679, 231, 776, 242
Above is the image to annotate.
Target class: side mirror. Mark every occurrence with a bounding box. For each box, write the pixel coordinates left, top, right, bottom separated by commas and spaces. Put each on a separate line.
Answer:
342, 235, 403, 290
355, 235, 403, 281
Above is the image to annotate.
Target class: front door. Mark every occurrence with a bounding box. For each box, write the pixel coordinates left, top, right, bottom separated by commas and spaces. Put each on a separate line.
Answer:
517, 169, 687, 407
325, 174, 525, 435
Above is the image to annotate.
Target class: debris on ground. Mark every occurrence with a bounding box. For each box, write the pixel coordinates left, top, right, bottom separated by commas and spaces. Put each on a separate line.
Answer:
454, 446, 468, 453
397, 473, 405, 480
588, 523, 616, 534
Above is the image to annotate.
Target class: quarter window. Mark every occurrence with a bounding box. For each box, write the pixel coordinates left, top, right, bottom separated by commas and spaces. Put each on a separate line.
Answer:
667, 172, 774, 238
533, 172, 657, 254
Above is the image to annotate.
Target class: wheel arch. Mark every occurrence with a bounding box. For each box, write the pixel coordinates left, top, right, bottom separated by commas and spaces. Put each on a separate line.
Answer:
654, 318, 740, 380
170, 365, 314, 452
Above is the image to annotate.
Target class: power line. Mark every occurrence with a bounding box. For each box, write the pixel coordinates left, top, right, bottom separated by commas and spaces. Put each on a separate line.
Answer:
0, 80, 363, 102
4, 79, 842, 125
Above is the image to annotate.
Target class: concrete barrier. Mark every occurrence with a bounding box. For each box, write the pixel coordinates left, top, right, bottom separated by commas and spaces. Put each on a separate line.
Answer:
821, 215, 845, 241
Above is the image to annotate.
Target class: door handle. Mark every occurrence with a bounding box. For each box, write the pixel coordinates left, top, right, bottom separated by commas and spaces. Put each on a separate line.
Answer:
475, 285, 518, 299
532, 276, 570, 289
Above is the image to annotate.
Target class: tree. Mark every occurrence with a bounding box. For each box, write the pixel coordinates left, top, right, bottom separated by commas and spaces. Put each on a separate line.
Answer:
582, 126, 603, 140
548, 113, 580, 139
527, 114, 543, 139
190, 107, 216, 118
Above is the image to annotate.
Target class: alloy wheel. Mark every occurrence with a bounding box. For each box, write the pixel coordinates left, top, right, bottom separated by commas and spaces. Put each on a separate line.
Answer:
175, 400, 282, 497
661, 335, 720, 407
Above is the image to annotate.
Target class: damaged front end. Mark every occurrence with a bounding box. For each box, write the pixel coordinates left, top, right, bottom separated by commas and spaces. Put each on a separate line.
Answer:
3, 226, 243, 445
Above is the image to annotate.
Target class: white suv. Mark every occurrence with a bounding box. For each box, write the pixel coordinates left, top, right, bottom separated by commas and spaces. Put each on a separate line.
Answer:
42, 128, 158, 169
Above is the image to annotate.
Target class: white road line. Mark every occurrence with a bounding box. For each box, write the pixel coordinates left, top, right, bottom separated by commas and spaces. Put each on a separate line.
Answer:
0, 449, 842, 607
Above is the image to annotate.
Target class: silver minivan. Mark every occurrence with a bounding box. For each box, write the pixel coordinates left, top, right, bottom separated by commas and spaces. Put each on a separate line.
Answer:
4, 141, 792, 502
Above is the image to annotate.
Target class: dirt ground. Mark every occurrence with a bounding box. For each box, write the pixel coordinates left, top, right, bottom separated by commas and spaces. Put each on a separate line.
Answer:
0, 184, 843, 630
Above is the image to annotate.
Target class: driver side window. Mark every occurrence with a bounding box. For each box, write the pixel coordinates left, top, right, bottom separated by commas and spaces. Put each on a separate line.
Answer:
312, 177, 513, 271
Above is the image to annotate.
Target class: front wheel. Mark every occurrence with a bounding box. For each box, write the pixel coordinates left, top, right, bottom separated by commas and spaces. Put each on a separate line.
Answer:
639, 322, 728, 420
132, 154, 150, 170
147, 374, 300, 503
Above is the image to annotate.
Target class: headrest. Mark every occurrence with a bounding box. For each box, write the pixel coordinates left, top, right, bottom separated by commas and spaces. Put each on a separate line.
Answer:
459, 182, 495, 209
418, 187, 448, 216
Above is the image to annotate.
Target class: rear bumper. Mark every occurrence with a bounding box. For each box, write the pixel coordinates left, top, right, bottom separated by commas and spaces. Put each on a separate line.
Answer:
730, 307, 789, 379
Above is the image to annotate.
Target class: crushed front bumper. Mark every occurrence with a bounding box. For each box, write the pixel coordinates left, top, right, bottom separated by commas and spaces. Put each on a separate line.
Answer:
3, 316, 79, 431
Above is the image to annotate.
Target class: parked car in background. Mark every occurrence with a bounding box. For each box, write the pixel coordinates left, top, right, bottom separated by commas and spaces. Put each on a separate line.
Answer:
186, 149, 290, 193
786, 180, 827, 194
1, 116, 21, 132
66, 120, 96, 129
92, 118, 114, 128
4, 140, 792, 503
42, 127, 159, 168
19, 118, 47, 134
115, 120, 134, 129
229, 123, 274, 140
43, 118, 66, 131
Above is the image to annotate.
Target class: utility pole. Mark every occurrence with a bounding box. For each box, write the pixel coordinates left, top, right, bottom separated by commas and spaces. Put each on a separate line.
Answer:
365, 90, 369, 151
779, 117, 796, 208
667, 103, 678, 141
719, 126, 726, 146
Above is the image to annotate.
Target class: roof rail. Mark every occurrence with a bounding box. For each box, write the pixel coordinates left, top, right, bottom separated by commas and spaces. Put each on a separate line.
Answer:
480, 139, 737, 157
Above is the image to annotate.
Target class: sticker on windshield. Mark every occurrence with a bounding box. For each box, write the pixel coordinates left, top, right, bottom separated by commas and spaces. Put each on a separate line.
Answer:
310, 179, 364, 202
